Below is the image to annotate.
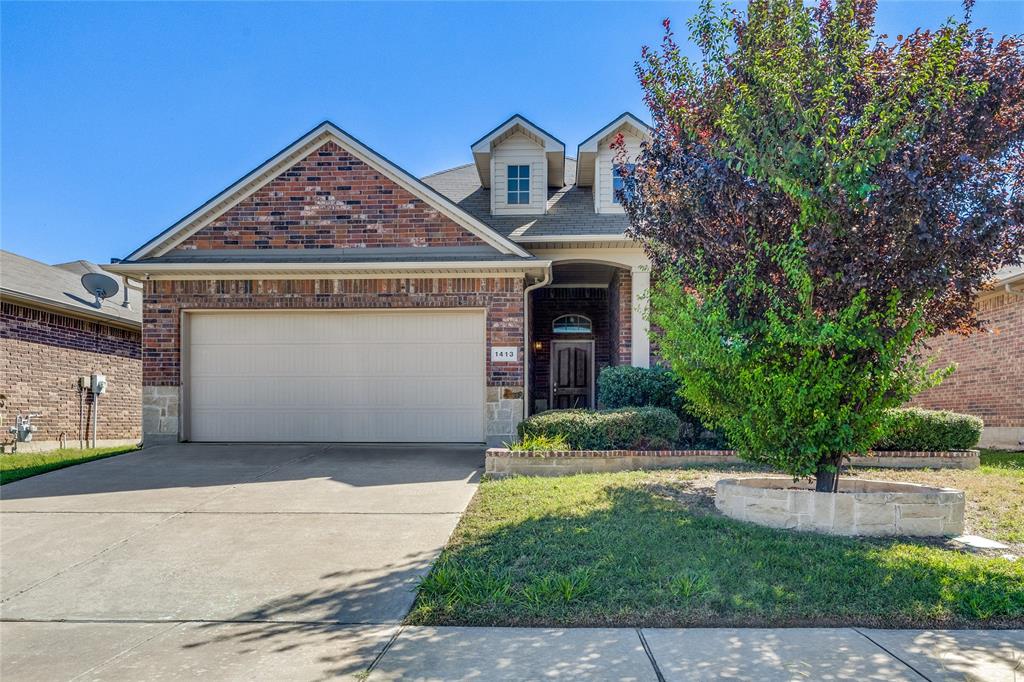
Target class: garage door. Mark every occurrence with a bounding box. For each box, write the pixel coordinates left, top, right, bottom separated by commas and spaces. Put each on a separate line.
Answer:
185, 310, 485, 442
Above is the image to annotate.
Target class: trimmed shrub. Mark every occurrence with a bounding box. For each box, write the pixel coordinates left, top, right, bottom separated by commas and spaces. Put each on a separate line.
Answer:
597, 365, 727, 448
598, 365, 685, 413
517, 407, 681, 451
874, 408, 983, 451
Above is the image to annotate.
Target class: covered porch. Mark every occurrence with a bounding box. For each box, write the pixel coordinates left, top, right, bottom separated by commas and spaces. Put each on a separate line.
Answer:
525, 258, 650, 415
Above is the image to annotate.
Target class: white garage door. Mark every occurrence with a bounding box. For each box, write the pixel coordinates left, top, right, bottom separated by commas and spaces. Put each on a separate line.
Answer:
186, 310, 485, 442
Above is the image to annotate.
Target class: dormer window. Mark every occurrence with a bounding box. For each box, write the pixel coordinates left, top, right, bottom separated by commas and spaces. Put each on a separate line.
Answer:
507, 165, 531, 205
612, 163, 636, 204
470, 115, 565, 216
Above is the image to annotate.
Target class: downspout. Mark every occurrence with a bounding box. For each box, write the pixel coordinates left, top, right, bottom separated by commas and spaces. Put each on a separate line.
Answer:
523, 265, 553, 420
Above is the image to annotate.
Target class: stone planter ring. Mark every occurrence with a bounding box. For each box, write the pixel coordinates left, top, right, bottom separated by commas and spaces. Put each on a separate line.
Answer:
715, 477, 965, 537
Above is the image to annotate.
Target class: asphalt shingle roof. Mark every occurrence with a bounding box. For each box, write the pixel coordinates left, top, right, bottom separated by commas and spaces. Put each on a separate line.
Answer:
0, 250, 141, 327
422, 157, 629, 239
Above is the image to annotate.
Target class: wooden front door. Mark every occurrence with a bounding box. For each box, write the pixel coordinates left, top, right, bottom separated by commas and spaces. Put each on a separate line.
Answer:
550, 341, 593, 409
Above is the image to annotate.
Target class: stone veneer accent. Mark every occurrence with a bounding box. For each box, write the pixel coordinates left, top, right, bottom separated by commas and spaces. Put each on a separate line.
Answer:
486, 387, 525, 447
1, 301, 141, 447
715, 477, 965, 537
143, 277, 525, 443
142, 386, 180, 440
484, 448, 980, 477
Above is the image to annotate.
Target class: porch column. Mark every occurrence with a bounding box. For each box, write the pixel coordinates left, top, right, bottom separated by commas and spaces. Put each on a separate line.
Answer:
630, 265, 650, 367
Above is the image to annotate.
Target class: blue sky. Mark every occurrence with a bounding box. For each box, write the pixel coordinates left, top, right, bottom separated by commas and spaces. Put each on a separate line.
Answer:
3, 1, 1022, 265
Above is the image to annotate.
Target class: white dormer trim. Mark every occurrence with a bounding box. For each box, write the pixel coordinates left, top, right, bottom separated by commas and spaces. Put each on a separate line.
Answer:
125, 120, 533, 261
470, 114, 565, 189
575, 112, 651, 189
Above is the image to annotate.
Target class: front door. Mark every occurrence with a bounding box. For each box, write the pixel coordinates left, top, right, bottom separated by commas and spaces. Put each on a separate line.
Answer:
550, 341, 593, 409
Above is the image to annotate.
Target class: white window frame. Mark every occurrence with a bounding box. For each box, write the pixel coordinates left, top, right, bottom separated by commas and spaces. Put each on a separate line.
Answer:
507, 164, 531, 205
612, 163, 636, 204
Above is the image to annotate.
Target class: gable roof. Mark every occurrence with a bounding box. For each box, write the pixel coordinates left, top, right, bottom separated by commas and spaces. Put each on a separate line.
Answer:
576, 112, 651, 188
123, 121, 532, 262
422, 157, 631, 241
469, 114, 566, 189
0, 250, 141, 329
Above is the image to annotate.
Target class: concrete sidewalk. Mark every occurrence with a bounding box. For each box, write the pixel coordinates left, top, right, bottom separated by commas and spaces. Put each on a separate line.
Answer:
4, 623, 1019, 680
368, 627, 1022, 681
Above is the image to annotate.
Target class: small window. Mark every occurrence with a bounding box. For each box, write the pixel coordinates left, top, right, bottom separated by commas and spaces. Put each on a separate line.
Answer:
507, 164, 530, 205
612, 163, 636, 204
552, 314, 592, 334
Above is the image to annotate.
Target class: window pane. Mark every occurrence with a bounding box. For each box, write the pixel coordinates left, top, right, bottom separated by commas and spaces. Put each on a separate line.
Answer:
508, 192, 518, 205
553, 315, 592, 334
519, 179, 529, 192
508, 179, 517, 192
508, 165, 519, 179
520, 165, 530, 178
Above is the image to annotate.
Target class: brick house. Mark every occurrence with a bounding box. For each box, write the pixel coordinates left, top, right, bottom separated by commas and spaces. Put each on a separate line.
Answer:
108, 115, 654, 446
910, 266, 1024, 449
1, 250, 142, 450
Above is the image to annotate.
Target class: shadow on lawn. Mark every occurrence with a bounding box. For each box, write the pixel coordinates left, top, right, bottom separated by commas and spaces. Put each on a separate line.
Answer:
409, 481, 1024, 629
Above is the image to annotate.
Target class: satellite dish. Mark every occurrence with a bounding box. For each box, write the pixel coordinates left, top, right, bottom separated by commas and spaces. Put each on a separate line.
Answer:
81, 272, 120, 308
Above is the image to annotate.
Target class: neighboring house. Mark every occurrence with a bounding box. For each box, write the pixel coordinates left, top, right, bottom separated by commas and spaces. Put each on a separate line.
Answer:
910, 266, 1024, 449
107, 114, 653, 446
0, 250, 142, 450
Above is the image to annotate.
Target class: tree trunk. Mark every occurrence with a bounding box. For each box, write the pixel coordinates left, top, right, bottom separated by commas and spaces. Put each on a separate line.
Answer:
814, 453, 844, 493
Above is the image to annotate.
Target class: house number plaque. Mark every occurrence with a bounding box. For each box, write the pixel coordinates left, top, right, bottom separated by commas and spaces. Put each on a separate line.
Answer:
490, 346, 518, 362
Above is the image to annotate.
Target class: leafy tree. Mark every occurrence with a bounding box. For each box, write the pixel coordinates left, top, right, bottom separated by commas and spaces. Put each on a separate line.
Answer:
621, 0, 1024, 491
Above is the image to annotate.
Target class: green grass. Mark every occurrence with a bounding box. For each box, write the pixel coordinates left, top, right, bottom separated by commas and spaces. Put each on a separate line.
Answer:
0, 445, 140, 484
408, 464, 1024, 628
980, 448, 1024, 472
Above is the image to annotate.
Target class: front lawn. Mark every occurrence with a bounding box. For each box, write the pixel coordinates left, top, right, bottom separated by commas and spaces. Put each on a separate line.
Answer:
408, 456, 1024, 628
0, 445, 140, 485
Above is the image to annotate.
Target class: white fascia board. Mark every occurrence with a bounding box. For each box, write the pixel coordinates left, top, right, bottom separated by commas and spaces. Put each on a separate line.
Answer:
511, 234, 635, 243
126, 122, 532, 261
575, 112, 651, 188
471, 115, 566, 189
105, 259, 552, 281
577, 112, 651, 155
470, 115, 564, 154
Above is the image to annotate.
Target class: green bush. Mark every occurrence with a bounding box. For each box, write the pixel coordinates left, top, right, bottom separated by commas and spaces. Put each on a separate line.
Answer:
517, 407, 680, 451
874, 408, 983, 451
597, 365, 726, 448
598, 365, 685, 413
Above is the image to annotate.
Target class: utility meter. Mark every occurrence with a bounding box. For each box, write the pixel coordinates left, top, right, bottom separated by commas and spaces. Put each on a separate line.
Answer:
90, 373, 108, 395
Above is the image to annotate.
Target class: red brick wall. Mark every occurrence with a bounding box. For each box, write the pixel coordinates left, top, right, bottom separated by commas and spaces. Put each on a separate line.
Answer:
609, 270, 632, 365
910, 291, 1023, 427
529, 288, 612, 408
0, 302, 142, 442
176, 141, 484, 251
143, 277, 524, 387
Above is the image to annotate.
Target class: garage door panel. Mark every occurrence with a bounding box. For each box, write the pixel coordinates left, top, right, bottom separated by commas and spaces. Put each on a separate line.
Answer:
191, 342, 484, 378
189, 407, 484, 442
189, 376, 483, 410
187, 311, 485, 442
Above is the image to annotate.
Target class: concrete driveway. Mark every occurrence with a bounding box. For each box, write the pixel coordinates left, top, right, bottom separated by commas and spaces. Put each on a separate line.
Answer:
0, 442, 482, 680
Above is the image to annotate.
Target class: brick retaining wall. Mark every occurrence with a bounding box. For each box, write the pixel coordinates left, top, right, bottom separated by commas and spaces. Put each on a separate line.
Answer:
485, 448, 980, 477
